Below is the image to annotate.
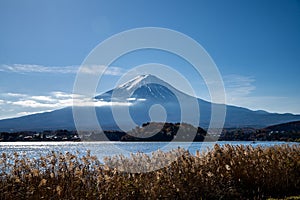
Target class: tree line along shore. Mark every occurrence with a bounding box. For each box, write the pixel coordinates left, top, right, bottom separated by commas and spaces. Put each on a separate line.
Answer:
1, 122, 300, 142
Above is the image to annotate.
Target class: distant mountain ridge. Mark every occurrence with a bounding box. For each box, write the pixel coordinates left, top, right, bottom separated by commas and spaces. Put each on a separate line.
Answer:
263, 120, 300, 132
0, 74, 300, 132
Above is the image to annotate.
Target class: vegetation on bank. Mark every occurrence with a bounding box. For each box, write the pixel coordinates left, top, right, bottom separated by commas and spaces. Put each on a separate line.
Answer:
0, 144, 299, 199
0, 129, 81, 142
1, 121, 300, 142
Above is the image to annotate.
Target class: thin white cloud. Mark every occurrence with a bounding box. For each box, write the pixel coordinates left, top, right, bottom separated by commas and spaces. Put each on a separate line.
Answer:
225, 95, 300, 114
0, 92, 67, 119
195, 74, 256, 104
0, 91, 133, 119
224, 74, 256, 98
51, 91, 74, 99
16, 110, 53, 117
11, 100, 59, 108
5, 93, 28, 98
0, 64, 77, 74
73, 99, 132, 107
222, 74, 256, 106
0, 64, 125, 76
30, 96, 56, 102
221, 74, 300, 114
79, 65, 124, 76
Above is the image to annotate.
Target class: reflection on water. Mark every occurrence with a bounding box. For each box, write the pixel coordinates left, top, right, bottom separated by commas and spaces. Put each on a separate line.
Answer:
0, 141, 298, 162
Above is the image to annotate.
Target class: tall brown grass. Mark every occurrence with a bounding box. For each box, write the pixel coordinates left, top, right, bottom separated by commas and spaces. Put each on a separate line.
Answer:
0, 144, 299, 199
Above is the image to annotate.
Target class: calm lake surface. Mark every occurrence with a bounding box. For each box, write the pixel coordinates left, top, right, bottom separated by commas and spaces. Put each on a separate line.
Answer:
0, 141, 298, 162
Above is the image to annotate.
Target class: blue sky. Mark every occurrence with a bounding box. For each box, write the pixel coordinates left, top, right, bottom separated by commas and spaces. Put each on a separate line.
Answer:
0, 0, 300, 119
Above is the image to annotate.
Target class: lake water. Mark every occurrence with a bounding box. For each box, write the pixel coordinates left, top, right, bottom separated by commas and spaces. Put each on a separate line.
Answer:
0, 141, 298, 162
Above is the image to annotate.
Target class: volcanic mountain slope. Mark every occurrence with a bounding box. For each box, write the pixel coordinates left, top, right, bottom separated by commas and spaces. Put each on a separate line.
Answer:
0, 74, 300, 132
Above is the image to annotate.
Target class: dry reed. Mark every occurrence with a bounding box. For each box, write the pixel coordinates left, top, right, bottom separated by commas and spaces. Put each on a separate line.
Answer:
0, 144, 299, 199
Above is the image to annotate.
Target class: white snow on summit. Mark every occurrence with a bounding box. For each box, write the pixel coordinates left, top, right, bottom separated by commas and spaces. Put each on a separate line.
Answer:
117, 74, 169, 92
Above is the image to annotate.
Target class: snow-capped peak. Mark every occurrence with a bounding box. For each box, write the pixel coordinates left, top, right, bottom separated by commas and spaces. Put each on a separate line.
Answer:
117, 74, 168, 91
95, 74, 185, 102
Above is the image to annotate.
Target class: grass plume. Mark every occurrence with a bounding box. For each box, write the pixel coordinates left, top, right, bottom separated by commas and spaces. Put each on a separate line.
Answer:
0, 144, 299, 199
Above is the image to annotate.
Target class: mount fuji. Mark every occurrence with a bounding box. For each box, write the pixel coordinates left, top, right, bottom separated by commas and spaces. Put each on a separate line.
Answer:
1, 74, 300, 132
